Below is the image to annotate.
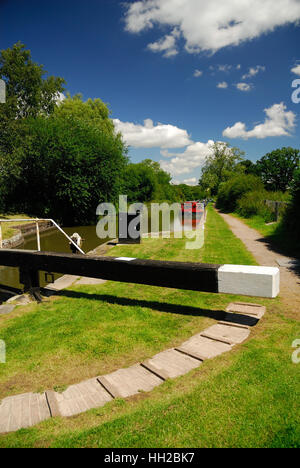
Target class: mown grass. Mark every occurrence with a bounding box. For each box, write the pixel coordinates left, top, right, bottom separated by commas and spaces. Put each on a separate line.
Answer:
0, 206, 257, 399
230, 212, 279, 237
0, 205, 298, 448
0, 214, 35, 240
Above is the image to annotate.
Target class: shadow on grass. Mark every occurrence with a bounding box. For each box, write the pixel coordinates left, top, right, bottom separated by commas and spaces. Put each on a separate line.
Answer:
49, 289, 259, 327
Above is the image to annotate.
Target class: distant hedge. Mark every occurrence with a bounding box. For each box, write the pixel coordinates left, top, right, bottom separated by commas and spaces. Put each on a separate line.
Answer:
282, 168, 300, 238
216, 174, 264, 212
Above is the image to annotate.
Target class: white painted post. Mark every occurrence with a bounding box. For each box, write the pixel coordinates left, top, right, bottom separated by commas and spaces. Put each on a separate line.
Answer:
36, 221, 41, 251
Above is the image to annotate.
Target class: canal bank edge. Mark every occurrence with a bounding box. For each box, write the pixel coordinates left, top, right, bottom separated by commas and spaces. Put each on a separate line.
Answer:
1, 221, 54, 249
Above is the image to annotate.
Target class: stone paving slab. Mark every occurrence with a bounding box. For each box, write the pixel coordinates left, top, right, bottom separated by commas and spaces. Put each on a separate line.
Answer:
75, 277, 107, 286
47, 379, 112, 417
0, 392, 50, 433
98, 364, 162, 398
0, 304, 15, 315
45, 275, 80, 291
177, 334, 232, 360
142, 349, 201, 380
201, 323, 250, 345
226, 302, 266, 319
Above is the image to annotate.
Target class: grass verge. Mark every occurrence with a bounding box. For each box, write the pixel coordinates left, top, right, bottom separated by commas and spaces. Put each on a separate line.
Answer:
0, 205, 298, 447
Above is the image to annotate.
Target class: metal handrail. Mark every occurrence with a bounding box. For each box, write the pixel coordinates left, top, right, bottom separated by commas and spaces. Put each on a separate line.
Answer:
0, 218, 85, 254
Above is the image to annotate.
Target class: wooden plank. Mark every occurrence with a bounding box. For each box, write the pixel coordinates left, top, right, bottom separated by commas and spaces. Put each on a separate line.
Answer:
0, 249, 220, 293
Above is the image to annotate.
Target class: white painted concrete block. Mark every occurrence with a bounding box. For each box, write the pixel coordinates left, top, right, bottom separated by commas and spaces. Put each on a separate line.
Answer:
218, 265, 280, 298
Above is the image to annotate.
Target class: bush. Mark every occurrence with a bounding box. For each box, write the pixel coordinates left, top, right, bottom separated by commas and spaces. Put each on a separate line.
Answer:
282, 168, 300, 237
237, 190, 290, 221
216, 174, 264, 212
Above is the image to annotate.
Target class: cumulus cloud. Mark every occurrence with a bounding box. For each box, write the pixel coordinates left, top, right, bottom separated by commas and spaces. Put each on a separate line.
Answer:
223, 102, 296, 139
183, 177, 198, 185
147, 27, 180, 57
217, 82, 228, 89
291, 64, 300, 76
236, 82, 252, 92
124, 0, 300, 55
160, 140, 215, 176
242, 65, 266, 80
194, 69, 203, 77
113, 118, 192, 148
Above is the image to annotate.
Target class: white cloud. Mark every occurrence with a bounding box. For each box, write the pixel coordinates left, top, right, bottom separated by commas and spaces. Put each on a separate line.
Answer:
242, 65, 266, 80
223, 102, 296, 139
183, 177, 198, 186
291, 64, 300, 76
217, 64, 232, 73
124, 0, 300, 55
217, 82, 228, 89
113, 118, 192, 148
160, 140, 215, 176
147, 28, 180, 57
194, 69, 203, 77
236, 82, 252, 92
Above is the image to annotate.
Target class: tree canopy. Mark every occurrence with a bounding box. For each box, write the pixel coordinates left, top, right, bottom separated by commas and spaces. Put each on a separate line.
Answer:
199, 142, 245, 195
255, 147, 300, 192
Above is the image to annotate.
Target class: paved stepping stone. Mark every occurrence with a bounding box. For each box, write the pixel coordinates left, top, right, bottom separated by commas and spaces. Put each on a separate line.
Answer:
98, 364, 162, 398
0, 392, 50, 433
0, 304, 15, 315
75, 277, 107, 286
46, 378, 112, 417
201, 323, 250, 345
176, 334, 232, 361
142, 349, 201, 380
45, 275, 79, 291
226, 302, 266, 319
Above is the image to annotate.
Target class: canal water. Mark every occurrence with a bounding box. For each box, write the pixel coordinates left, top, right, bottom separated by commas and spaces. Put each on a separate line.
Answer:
0, 225, 108, 293
0, 210, 202, 300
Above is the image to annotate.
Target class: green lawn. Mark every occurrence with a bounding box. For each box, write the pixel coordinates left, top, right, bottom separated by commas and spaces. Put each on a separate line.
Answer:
0, 214, 35, 240
230, 212, 279, 237
0, 205, 299, 448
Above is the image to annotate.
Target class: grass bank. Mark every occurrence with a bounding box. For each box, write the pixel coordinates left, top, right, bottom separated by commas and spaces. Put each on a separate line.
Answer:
0, 214, 35, 240
0, 205, 298, 448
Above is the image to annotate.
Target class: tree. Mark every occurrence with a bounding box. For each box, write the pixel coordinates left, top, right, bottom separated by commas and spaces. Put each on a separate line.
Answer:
4, 98, 128, 224
256, 147, 300, 192
0, 42, 65, 208
0, 42, 65, 121
123, 163, 157, 203
199, 142, 245, 195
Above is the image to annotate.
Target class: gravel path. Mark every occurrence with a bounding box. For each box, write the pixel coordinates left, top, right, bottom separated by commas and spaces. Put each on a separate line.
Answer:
217, 210, 300, 315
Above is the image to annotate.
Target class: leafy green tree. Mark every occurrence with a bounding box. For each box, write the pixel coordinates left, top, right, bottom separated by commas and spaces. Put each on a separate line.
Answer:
0, 42, 65, 208
123, 163, 157, 203
199, 142, 245, 195
216, 174, 264, 212
5, 103, 128, 224
256, 147, 300, 192
54, 94, 114, 135
0, 42, 65, 121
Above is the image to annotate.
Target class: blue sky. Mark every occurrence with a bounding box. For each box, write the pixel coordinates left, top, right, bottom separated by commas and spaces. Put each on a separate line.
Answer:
2, 0, 300, 184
